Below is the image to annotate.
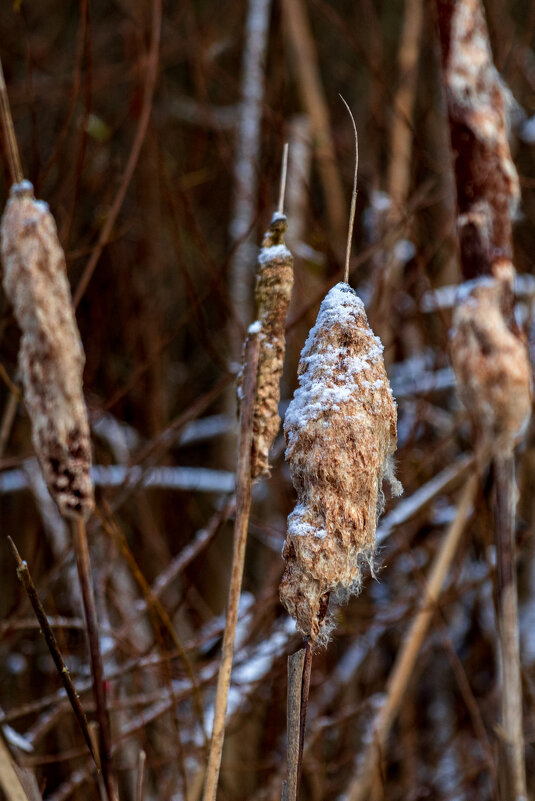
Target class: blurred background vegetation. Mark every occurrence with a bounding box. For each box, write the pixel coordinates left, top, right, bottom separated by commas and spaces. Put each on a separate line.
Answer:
2, 0, 535, 799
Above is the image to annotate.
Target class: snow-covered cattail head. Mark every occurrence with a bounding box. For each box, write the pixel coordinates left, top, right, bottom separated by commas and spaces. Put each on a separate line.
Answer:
238, 211, 294, 478
1, 181, 94, 519
280, 282, 400, 646
450, 267, 532, 458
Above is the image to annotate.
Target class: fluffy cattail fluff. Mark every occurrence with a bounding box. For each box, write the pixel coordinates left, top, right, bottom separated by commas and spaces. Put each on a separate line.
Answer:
238, 211, 294, 478
0, 181, 94, 519
450, 264, 532, 459
280, 282, 400, 646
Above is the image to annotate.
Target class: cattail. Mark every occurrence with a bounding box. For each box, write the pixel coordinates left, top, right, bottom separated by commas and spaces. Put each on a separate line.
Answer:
280, 282, 400, 646
237, 145, 294, 479
247, 212, 294, 477
437, 0, 520, 279
0, 181, 94, 520
450, 263, 532, 459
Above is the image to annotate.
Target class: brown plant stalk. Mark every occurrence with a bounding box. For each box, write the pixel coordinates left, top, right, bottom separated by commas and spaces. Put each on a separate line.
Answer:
8, 537, 101, 775
202, 330, 260, 801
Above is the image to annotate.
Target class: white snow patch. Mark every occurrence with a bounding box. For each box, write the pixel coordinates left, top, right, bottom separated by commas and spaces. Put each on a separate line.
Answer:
258, 243, 292, 264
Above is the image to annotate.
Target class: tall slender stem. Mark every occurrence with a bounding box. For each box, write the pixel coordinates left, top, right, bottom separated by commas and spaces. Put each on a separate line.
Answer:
0, 56, 23, 184
494, 455, 527, 801
202, 331, 260, 801
72, 517, 116, 801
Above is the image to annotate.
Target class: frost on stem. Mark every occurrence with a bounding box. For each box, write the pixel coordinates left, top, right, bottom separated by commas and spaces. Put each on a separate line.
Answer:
450, 264, 532, 459
238, 211, 294, 478
0, 182, 94, 519
280, 283, 401, 647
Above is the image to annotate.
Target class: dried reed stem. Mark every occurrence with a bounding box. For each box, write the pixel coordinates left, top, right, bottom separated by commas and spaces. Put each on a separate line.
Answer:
202, 330, 260, 801
278, 143, 289, 216
494, 455, 527, 800
285, 648, 306, 801
0, 734, 36, 801
135, 750, 146, 801
72, 518, 116, 801
0, 56, 23, 184
339, 96, 358, 285
8, 537, 100, 775
346, 473, 478, 801
0, 390, 18, 460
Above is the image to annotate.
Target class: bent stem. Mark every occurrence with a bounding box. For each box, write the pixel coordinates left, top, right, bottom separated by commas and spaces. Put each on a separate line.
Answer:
493, 454, 527, 800
202, 331, 260, 801
72, 516, 116, 801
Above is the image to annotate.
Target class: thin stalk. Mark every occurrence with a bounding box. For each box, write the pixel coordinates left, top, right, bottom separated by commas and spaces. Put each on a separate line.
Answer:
346, 473, 478, 801
278, 143, 289, 216
0, 56, 23, 184
493, 455, 527, 801
7, 537, 100, 775
202, 330, 260, 801
339, 96, 358, 285
285, 648, 306, 801
135, 750, 146, 801
0, 391, 18, 461
297, 642, 312, 797
72, 517, 116, 801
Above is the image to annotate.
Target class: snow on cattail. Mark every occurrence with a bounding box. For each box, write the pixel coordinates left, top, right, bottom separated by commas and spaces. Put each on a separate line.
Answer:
0, 181, 94, 519
239, 211, 294, 478
450, 264, 532, 458
280, 282, 400, 646
438, 0, 520, 278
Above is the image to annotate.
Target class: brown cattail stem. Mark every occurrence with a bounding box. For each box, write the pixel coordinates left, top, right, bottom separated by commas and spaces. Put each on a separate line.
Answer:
297, 641, 312, 794
494, 455, 527, 800
285, 648, 305, 801
202, 331, 260, 801
135, 750, 146, 801
72, 517, 116, 801
7, 537, 100, 775
285, 644, 313, 801
278, 142, 289, 216
346, 472, 478, 801
0, 57, 23, 184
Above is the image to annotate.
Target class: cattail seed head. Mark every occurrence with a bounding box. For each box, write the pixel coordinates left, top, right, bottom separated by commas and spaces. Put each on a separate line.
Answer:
1, 182, 94, 519
238, 211, 294, 478
280, 283, 400, 646
450, 266, 532, 458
